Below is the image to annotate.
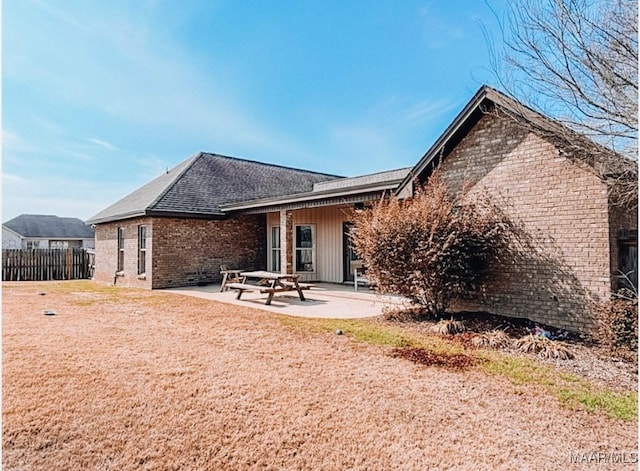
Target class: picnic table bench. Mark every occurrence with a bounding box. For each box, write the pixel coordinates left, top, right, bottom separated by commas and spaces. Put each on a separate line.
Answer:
219, 266, 243, 292
226, 271, 314, 305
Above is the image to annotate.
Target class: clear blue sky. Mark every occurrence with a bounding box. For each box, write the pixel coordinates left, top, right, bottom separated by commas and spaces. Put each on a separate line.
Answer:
3, 0, 509, 222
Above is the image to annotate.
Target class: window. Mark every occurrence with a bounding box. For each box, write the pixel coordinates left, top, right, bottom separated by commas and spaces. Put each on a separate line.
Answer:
618, 230, 638, 290
270, 226, 281, 272
49, 240, 68, 249
117, 227, 125, 272
295, 225, 315, 272
138, 225, 147, 275
26, 240, 40, 249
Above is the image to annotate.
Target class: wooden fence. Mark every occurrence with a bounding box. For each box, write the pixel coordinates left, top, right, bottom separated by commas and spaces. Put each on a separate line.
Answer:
2, 248, 94, 281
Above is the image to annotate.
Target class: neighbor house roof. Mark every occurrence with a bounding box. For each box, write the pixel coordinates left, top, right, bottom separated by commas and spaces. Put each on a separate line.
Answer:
3, 214, 95, 239
87, 153, 342, 224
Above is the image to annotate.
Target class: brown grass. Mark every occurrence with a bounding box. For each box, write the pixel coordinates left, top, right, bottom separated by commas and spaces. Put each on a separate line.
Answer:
3, 281, 638, 470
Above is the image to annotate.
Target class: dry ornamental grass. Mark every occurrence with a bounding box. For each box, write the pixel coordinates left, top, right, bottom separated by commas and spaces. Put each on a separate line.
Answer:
514, 334, 575, 360
431, 318, 467, 336
471, 330, 512, 350
2, 281, 638, 470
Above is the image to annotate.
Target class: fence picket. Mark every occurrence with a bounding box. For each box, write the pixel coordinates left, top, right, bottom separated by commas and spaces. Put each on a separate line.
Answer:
2, 248, 92, 281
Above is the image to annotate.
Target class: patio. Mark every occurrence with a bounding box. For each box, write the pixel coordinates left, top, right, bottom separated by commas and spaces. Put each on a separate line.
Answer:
161, 282, 409, 319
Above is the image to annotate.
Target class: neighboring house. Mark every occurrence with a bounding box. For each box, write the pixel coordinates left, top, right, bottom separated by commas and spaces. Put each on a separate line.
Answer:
88, 86, 637, 332
2, 214, 95, 250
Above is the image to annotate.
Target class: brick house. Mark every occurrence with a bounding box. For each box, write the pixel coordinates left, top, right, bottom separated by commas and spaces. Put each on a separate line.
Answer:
88, 154, 343, 289
395, 86, 637, 331
88, 86, 636, 331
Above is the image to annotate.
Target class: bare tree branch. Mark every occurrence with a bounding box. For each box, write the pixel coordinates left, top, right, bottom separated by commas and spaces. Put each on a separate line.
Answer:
493, 0, 637, 154
487, 0, 638, 206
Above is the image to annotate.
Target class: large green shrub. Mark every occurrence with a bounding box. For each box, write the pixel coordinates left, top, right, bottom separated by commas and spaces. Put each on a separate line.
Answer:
352, 174, 510, 317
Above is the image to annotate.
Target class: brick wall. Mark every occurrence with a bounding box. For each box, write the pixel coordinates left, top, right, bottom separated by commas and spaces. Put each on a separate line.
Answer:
151, 215, 266, 288
434, 113, 615, 332
93, 217, 154, 289
93, 214, 266, 289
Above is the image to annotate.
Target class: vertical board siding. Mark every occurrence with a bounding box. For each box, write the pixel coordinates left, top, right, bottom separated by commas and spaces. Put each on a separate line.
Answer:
2, 248, 93, 281
268, 206, 351, 283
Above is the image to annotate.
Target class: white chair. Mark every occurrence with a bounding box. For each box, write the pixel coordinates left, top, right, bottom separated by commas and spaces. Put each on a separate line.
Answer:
352, 261, 371, 291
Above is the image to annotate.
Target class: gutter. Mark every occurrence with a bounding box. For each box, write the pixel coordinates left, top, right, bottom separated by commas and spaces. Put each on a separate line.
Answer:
86, 208, 227, 225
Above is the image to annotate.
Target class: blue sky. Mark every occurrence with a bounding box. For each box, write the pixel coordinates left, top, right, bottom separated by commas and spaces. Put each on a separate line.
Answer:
3, 0, 509, 222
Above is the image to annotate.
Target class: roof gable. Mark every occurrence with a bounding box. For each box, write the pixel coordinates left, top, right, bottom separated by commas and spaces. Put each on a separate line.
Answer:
396, 85, 628, 196
3, 214, 95, 239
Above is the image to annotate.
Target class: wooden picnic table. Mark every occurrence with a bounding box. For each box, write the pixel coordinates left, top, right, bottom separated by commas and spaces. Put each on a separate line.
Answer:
225, 270, 313, 305
219, 268, 243, 292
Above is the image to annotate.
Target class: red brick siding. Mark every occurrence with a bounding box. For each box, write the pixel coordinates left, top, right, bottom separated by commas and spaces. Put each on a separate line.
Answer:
434, 113, 613, 331
151, 215, 266, 288
93, 215, 266, 289
93, 217, 153, 289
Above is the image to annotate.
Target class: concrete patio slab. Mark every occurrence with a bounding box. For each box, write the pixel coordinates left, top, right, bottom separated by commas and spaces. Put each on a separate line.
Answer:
161, 283, 410, 319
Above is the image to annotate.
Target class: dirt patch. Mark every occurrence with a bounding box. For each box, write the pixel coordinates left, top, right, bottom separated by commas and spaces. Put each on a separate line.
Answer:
3, 281, 638, 471
391, 347, 480, 369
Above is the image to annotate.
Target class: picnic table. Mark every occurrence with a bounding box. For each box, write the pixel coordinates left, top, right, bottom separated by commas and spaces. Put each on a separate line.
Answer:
219, 267, 243, 292
225, 270, 313, 305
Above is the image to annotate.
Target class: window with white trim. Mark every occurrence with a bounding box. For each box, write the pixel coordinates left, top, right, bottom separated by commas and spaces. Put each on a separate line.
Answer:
138, 225, 147, 275
295, 225, 315, 272
270, 226, 281, 272
117, 227, 125, 272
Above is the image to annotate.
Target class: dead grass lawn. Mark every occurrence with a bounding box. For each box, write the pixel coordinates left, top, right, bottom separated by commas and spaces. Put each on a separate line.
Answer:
3, 281, 638, 470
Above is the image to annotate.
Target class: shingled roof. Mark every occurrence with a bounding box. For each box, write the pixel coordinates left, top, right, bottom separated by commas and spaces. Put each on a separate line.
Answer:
87, 153, 342, 224
3, 214, 95, 239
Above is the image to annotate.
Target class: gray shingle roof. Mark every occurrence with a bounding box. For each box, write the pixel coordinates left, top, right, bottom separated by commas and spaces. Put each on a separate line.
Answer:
3, 214, 95, 239
221, 167, 412, 212
87, 153, 341, 224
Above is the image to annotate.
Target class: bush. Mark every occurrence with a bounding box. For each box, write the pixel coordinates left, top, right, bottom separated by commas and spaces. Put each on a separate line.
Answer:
431, 318, 466, 336
593, 289, 638, 359
471, 330, 512, 350
352, 173, 510, 317
382, 307, 428, 323
514, 335, 574, 360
